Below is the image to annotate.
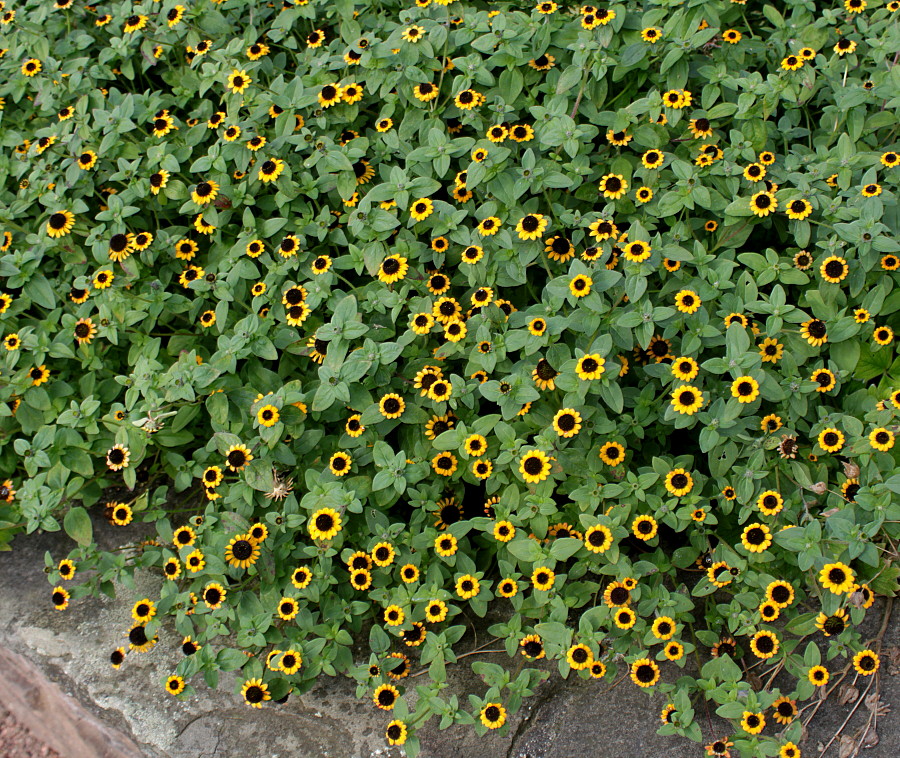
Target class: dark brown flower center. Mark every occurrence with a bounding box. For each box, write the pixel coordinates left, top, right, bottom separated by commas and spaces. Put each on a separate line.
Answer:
770, 585, 790, 603
556, 413, 576, 432
523, 455, 544, 475
521, 215, 539, 232
536, 359, 558, 380
808, 320, 827, 337
746, 527, 766, 544
245, 685, 264, 703
282, 289, 303, 306
523, 640, 543, 656
315, 514, 334, 531
232, 540, 253, 560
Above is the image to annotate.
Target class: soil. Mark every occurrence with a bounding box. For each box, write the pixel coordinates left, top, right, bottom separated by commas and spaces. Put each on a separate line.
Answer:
0, 705, 61, 758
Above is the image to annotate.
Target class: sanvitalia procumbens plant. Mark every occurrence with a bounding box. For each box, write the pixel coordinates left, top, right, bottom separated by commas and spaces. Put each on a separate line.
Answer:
1, 0, 899, 755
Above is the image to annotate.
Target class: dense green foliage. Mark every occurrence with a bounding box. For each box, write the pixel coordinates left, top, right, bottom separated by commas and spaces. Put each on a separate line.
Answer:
2, 0, 900, 754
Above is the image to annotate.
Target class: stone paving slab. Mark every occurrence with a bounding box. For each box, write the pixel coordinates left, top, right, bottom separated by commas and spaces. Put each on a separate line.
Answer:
1, 524, 897, 758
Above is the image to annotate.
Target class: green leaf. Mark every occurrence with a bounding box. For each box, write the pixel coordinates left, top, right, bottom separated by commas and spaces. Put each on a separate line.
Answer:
507, 538, 544, 563
548, 537, 582, 560
370, 624, 390, 653
63, 507, 92, 547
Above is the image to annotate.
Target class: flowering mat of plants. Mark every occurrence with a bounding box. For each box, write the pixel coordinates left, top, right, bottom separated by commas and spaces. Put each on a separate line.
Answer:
1, 0, 900, 756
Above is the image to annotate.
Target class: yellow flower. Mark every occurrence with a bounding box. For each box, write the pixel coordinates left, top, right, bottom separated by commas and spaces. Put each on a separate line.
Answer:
519, 450, 552, 484
46, 210, 75, 238
598, 173, 628, 199
531, 567, 555, 591
750, 191, 777, 217
258, 158, 285, 183
455, 574, 480, 599
630, 658, 660, 687
410, 198, 434, 221
671, 385, 704, 415
730, 376, 759, 403
515, 213, 548, 240
480, 703, 507, 729
819, 562, 855, 594
309, 508, 342, 540
575, 354, 605, 380
569, 274, 592, 298
256, 404, 279, 426
226, 69, 251, 94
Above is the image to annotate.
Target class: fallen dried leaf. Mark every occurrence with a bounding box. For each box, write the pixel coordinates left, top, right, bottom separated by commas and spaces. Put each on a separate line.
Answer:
837, 734, 857, 758
842, 461, 861, 479
861, 727, 879, 749
746, 669, 763, 690
838, 683, 859, 705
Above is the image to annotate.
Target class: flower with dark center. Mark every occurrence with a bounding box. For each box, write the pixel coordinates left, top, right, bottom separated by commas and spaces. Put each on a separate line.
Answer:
631, 659, 660, 687
853, 650, 879, 675
521, 636, 544, 658
712, 638, 736, 658
181, 637, 199, 655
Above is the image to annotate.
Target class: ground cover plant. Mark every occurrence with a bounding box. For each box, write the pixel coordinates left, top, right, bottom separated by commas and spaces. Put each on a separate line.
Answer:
1, 0, 900, 755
